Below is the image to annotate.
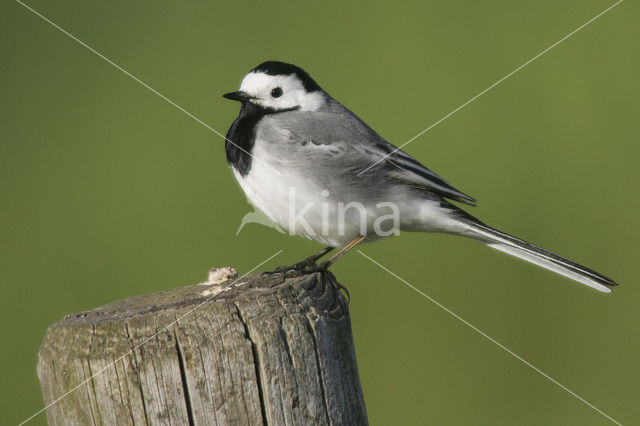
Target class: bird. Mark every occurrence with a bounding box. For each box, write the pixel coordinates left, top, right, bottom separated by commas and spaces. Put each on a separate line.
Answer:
222, 60, 617, 293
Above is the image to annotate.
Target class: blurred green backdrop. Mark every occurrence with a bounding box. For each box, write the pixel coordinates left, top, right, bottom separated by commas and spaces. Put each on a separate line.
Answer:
2, 0, 638, 424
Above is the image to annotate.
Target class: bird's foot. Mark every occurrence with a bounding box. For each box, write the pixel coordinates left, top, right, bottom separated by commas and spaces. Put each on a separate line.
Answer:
299, 260, 330, 275
262, 259, 330, 278
261, 261, 349, 302
261, 246, 335, 278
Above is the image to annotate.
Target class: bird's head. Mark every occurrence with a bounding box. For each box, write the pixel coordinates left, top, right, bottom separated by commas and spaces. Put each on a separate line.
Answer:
223, 61, 327, 112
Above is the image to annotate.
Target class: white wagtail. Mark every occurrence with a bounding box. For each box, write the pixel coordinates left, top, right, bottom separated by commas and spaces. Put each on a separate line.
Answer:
223, 61, 617, 293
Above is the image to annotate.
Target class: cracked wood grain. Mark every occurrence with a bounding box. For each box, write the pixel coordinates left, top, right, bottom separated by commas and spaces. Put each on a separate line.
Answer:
37, 272, 368, 425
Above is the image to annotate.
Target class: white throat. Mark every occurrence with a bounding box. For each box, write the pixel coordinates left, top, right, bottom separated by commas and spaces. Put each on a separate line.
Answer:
240, 72, 326, 111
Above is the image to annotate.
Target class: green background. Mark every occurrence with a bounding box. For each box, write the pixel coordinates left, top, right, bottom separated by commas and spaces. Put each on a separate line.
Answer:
2, 0, 638, 424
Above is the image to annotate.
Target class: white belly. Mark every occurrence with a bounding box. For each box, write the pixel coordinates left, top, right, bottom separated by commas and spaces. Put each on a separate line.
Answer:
233, 146, 388, 247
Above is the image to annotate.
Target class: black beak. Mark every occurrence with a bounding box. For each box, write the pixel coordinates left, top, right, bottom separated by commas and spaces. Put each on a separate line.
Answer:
222, 90, 253, 102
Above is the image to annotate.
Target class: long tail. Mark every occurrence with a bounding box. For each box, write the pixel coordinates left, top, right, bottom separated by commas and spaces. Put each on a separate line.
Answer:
453, 213, 618, 293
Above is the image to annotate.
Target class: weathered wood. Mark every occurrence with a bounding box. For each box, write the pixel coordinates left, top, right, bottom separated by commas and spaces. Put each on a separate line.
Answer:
37, 271, 367, 425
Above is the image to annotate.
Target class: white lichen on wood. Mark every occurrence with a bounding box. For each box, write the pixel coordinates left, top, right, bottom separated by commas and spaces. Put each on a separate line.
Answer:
198, 266, 238, 285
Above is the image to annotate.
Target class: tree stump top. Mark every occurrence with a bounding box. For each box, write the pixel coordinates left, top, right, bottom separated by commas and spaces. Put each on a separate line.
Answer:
57, 271, 326, 326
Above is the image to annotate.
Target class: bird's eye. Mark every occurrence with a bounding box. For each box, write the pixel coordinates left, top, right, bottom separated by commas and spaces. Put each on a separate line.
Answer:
271, 87, 283, 98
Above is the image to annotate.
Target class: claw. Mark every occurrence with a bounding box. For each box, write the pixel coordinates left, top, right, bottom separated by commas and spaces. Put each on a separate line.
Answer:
325, 271, 350, 303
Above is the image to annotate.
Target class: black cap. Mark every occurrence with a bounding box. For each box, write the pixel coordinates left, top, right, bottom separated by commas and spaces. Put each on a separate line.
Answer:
251, 61, 322, 92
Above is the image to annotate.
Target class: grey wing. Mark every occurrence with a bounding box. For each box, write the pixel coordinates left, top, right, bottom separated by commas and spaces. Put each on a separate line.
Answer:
370, 138, 477, 205
271, 107, 477, 206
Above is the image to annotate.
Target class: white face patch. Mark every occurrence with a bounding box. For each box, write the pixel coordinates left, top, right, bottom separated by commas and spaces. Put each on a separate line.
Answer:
239, 71, 326, 112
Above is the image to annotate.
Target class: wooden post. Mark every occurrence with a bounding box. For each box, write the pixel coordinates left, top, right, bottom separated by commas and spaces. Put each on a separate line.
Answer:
37, 271, 368, 425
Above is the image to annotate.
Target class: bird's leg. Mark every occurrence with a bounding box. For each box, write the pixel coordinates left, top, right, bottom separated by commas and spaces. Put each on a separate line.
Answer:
262, 246, 334, 276
289, 246, 335, 269
301, 236, 367, 274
